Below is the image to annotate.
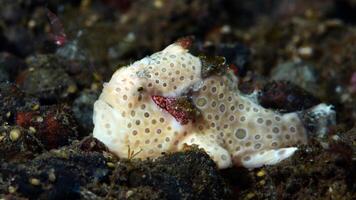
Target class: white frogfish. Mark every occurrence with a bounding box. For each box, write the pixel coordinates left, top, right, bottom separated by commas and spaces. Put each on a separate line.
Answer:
93, 38, 335, 169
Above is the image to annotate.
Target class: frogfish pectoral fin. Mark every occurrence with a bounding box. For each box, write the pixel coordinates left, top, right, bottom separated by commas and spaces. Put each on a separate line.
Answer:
234, 147, 298, 169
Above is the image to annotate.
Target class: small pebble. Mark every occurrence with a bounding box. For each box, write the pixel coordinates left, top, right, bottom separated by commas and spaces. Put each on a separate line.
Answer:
29, 126, 37, 133
29, 178, 41, 186
107, 162, 115, 168
126, 190, 134, 198
6, 112, 11, 118
8, 186, 16, 193
32, 103, 40, 111
246, 192, 255, 199
9, 128, 21, 141
298, 46, 313, 57
67, 84, 77, 93
48, 170, 56, 182
36, 116, 44, 122
257, 169, 266, 177
259, 180, 266, 185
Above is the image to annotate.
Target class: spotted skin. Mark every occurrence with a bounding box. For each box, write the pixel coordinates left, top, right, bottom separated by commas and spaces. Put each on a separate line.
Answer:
93, 42, 309, 169
190, 75, 306, 168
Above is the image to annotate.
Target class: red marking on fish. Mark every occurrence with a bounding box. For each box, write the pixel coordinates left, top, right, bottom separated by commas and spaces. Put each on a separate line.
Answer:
151, 95, 192, 125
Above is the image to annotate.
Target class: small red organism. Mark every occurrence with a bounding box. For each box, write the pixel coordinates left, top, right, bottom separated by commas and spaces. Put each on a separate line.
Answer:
350, 72, 356, 93
229, 64, 239, 76
151, 95, 198, 125
175, 36, 194, 50
15, 111, 34, 127
15, 105, 78, 149
46, 8, 68, 47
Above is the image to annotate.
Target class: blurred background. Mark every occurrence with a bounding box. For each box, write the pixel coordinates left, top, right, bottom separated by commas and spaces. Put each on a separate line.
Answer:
1, 0, 355, 129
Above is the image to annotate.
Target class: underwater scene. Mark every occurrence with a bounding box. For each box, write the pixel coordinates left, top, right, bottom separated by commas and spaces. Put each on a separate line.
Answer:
0, 0, 355, 199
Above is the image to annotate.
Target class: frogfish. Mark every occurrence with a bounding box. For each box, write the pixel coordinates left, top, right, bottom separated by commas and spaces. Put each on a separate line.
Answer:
93, 38, 334, 169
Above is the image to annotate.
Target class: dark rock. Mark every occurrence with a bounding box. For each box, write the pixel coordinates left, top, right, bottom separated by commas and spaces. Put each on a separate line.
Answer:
235, 139, 355, 199
316, 29, 356, 124
109, 148, 231, 200
15, 104, 79, 150
0, 82, 39, 125
0, 149, 109, 200
0, 147, 231, 200
265, 141, 354, 199
0, 26, 7, 52
24, 53, 93, 89
3, 26, 34, 57
0, 68, 10, 82
236, 71, 267, 95
0, 52, 27, 82
328, 0, 356, 24
0, 125, 44, 162
0, 2, 24, 24
82, 0, 224, 63
330, 127, 356, 162
78, 136, 108, 153
72, 90, 99, 131
16, 55, 76, 102
258, 80, 321, 113
24, 54, 63, 70
271, 61, 319, 94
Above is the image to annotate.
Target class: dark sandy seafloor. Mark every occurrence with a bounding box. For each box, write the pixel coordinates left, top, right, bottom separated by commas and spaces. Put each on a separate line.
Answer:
0, 0, 355, 199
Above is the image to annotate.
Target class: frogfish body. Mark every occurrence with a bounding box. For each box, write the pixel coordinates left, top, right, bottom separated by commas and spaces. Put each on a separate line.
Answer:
93, 39, 334, 169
